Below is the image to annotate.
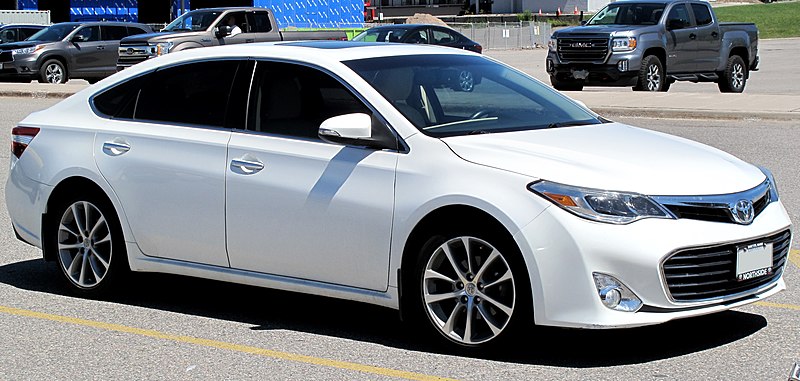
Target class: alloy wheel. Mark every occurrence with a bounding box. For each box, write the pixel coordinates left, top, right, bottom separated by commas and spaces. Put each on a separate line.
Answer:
422, 236, 515, 345
458, 70, 474, 92
57, 201, 113, 288
646, 64, 661, 91
46, 63, 64, 84
731, 62, 744, 90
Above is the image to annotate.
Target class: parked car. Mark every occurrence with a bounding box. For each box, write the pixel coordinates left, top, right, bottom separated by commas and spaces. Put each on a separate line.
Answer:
7, 42, 791, 349
547, 0, 759, 92
352, 24, 483, 53
0, 24, 45, 43
117, 7, 347, 70
0, 21, 152, 84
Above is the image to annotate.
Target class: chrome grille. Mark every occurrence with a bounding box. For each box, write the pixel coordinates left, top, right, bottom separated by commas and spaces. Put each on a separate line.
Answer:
655, 179, 772, 224
117, 46, 151, 69
662, 229, 790, 302
557, 38, 609, 62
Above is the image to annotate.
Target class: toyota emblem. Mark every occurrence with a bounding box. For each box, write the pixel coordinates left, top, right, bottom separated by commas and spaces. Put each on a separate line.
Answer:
731, 199, 755, 224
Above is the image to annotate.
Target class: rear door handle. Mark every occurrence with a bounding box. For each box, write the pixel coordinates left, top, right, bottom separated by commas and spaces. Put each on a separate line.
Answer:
689, 33, 696, 40
231, 158, 264, 174
96, 46, 104, 50
102, 140, 130, 156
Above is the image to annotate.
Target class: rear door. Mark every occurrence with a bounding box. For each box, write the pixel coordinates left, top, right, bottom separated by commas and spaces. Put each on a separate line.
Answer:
247, 10, 282, 42
664, 3, 696, 73
690, 2, 720, 72
98, 25, 128, 75
94, 59, 246, 266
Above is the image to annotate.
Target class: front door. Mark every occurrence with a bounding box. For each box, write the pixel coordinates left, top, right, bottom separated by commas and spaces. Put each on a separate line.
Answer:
68, 26, 106, 75
225, 60, 398, 291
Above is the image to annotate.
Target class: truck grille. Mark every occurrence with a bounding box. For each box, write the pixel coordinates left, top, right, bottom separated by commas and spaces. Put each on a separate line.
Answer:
117, 46, 152, 69
557, 38, 609, 62
0, 51, 12, 63
662, 229, 790, 302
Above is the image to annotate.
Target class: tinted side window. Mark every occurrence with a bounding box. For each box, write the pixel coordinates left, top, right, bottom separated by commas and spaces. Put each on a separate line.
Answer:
432, 28, 459, 44
249, 12, 273, 32
249, 61, 369, 139
102, 26, 128, 41
74, 26, 100, 42
20, 28, 41, 40
667, 4, 691, 27
93, 76, 143, 119
0, 28, 16, 43
127, 26, 148, 36
136, 60, 240, 127
691, 3, 713, 26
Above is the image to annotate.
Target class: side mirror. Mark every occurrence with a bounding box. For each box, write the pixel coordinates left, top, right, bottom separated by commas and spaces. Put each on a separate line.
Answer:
318, 113, 397, 149
580, 20, 587, 26
666, 19, 685, 30
215, 25, 232, 38
72, 35, 87, 43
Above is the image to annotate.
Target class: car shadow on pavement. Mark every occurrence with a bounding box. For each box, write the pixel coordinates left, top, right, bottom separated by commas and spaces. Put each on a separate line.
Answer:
0, 258, 767, 367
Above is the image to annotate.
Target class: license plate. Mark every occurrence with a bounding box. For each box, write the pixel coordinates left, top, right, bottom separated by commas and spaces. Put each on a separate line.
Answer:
736, 242, 773, 281
572, 69, 589, 80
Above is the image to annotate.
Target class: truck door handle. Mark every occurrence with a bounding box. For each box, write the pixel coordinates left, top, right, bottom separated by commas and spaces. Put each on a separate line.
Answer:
245, 39, 255, 43
689, 33, 696, 40
231, 158, 264, 174
711, 31, 719, 38
102, 140, 130, 156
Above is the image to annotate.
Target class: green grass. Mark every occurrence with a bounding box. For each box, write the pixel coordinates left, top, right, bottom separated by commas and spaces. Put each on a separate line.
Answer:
714, 1, 800, 39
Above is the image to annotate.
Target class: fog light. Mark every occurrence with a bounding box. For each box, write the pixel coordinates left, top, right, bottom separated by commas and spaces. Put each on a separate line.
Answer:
617, 60, 628, 72
546, 59, 555, 73
592, 273, 642, 312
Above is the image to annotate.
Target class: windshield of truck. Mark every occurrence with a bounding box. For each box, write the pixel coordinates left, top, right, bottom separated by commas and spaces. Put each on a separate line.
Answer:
352, 28, 409, 42
164, 10, 222, 32
26, 24, 79, 42
345, 54, 602, 137
587, 3, 666, 25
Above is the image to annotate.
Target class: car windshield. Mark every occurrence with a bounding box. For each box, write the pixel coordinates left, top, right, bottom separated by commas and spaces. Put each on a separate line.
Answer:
26, 24, 79, 42
587, 3, 666, 25
352, 28, 409, 42
163, 10, 222, 32
345, 54, 601, 138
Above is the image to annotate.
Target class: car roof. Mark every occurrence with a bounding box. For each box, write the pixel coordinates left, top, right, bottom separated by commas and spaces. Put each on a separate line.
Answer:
188, 7, 268, 12
367, 24, 450, 30
0, 24, 47, 28
49, 21, 148, 27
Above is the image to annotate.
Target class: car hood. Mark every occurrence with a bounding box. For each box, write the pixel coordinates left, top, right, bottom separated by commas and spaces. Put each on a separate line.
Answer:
555, 25, 653, 36
441, 123, 765, 196
0, 40, 45, 50
121, 31, 205, 44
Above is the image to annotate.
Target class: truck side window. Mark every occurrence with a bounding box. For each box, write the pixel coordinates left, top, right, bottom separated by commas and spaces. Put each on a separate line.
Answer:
249, 12, 273, 33
249, 61, 370, 139
666, 4, 691, 29
691, 4, 713, 26
101, 26, 128, 41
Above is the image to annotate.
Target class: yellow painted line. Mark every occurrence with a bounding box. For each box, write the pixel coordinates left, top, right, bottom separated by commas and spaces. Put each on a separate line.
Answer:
790, 249, 800, 268
0, 305, 456, 381
755, 301, 800, 311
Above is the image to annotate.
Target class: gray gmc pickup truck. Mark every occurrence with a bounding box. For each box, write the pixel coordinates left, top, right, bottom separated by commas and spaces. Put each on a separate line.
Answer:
118, 7, 347, 70
546, 0, 759, 92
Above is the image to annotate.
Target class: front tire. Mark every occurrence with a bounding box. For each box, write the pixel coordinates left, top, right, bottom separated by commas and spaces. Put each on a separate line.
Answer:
50, 193, 127, 295
718, 55, 747, 93
412, 230, 528, 348
633, 55, 664, 91
38, 59, 68, 84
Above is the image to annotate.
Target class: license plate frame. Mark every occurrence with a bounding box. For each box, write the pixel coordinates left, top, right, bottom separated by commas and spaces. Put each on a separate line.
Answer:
736, 242, 773, 281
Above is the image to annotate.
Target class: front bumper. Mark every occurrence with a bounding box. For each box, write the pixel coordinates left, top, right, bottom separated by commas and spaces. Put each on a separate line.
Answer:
0, 54, 40, 79
546, 51, 640, 86
514, 200, 792, 328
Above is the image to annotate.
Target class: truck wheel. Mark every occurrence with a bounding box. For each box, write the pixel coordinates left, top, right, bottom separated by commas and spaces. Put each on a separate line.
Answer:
718, 55, 747, 93
550, 76, 583, 91
38, 59, 68, 84
633, 55, 663, 91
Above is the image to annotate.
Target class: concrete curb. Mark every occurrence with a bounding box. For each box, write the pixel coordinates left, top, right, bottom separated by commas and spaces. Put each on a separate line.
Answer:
0, 89, 75, 99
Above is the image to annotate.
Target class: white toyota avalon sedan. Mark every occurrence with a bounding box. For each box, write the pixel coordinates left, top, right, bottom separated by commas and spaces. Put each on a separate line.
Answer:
6, 41, 792, 349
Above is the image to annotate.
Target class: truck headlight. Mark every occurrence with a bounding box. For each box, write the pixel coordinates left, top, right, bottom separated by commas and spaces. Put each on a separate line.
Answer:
611, 37, 637, 52
529, 180, 675, 224
152, 42, 174, 56
548, 37, 557, 52
12, 45, 41, 56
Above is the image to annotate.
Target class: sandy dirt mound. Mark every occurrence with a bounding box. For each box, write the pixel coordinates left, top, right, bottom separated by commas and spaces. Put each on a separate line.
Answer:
405, 13, 449, 26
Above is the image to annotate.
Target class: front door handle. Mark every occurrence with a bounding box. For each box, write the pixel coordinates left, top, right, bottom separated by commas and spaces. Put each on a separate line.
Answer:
96, 45, 104, 50
711, 31, 719, 38
231, 158, 265, 174
102, 140, 130, 156
245, 39, 255, 43
689, 33, 696, 40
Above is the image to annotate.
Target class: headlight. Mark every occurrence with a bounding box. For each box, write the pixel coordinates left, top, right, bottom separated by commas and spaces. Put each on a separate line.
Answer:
12, 46, 41, 55
548, 37, 557, 52
152, 42, 173, 56
611, 37, 637, 52
529, 180, 675, 224
758, 166, 779, 202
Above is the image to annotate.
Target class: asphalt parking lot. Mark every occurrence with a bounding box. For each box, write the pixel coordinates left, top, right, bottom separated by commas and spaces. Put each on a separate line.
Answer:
0, 42, 798, 380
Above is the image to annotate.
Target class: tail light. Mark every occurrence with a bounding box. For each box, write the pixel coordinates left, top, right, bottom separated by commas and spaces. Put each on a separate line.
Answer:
12, 126, 39, 159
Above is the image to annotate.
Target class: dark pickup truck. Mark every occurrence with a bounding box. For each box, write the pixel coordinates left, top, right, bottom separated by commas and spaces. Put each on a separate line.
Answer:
546, 0, 759, 92
118, 7, 347, 70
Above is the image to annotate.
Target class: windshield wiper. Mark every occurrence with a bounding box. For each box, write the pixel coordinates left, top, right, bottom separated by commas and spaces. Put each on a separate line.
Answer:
547, 121, 590, 129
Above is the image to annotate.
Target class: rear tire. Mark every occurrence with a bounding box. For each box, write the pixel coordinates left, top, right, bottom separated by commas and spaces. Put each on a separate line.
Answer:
718, 55, 747, 93
38, 59, 68, 84
550, 76, 584, 91
48, 191, 128, 296
633, 55, 664, 91
408, 226, 531, 349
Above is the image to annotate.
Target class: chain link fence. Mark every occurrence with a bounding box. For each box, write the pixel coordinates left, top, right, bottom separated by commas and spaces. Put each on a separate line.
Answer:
449, 21, 552, 50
